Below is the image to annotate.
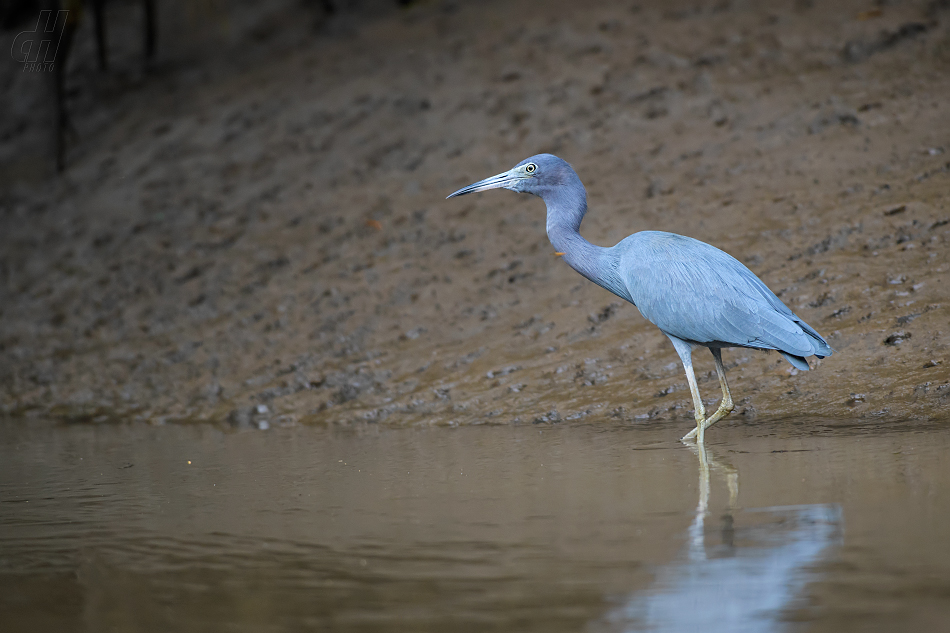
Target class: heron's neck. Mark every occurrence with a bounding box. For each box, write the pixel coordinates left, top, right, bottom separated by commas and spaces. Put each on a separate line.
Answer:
544, 194, 628, 302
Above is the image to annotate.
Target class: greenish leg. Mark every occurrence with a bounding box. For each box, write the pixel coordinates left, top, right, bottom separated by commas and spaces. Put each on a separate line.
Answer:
683, 348, 736, 441
679, 353, 708, 443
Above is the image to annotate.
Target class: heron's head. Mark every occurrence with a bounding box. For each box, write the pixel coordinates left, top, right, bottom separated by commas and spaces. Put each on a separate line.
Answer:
446, 154, 582, 200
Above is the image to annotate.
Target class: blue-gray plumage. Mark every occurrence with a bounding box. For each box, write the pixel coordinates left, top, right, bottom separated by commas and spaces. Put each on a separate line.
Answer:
447, 154, 832, 443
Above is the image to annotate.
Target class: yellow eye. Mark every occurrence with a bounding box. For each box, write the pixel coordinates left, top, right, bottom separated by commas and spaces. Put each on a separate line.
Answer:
525, 163, 537, 173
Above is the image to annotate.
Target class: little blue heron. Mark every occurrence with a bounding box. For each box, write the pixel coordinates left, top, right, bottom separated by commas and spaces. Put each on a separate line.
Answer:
447, 154, 832, 443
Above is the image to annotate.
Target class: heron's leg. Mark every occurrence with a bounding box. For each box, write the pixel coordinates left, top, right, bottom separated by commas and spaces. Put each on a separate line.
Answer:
704, 348, 735, 431
666, 335, 707, 443
681, 348, 736, 440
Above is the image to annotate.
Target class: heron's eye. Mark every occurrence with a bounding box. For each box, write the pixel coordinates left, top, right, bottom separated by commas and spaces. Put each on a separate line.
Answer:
525, 163, 537, 174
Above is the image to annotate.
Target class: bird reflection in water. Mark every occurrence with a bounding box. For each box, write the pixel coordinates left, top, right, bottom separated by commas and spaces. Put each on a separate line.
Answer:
600, 444, 842, 633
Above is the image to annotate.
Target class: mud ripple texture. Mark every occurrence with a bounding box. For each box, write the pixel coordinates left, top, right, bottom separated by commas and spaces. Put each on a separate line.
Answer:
1, 0, 948, 428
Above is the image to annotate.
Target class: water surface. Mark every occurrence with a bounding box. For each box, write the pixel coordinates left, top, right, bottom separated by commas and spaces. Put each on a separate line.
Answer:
2, 418, 948, 632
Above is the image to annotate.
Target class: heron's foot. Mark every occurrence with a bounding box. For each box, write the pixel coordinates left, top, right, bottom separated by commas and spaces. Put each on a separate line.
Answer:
684, 413, 707, 443
681, 399, 735, 442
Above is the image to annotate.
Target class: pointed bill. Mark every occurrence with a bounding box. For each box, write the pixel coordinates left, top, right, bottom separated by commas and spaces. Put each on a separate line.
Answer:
446, 170, 521, 199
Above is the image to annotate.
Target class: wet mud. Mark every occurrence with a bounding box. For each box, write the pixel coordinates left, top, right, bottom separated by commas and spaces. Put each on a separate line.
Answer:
1, 0, 949, 430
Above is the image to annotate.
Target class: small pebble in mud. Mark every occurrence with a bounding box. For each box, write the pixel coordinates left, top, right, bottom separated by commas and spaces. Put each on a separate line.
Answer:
923, 360, 942, 368
883, 205, 907, 216
896, 313, 921, 326
846, 393, 867, 407
884, 331, 911, 346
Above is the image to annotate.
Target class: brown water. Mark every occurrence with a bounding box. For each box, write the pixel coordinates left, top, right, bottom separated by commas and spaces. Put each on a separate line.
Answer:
2, 418, 949, 632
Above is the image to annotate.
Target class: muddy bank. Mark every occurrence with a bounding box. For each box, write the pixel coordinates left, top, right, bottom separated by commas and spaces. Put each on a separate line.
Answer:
1, 0, 948, 429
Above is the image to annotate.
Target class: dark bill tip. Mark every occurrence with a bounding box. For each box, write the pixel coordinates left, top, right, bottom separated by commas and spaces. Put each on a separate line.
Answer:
445, 171, 517, 200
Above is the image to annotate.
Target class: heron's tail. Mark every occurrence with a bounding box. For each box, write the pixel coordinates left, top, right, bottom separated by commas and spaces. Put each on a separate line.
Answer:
796, 318, 833, 358
779, 318, 833, 370
781, 352, 811, 371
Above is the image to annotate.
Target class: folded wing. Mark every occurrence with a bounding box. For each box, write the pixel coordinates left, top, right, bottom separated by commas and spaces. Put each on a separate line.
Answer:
620, 232, 832, 361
